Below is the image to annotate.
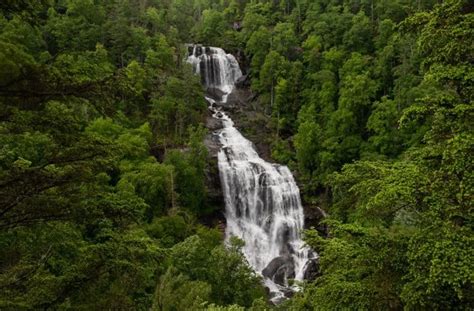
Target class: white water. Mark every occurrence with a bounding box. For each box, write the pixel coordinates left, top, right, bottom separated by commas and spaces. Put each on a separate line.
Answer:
187, 45, 314, 302
186, 45, 242, 102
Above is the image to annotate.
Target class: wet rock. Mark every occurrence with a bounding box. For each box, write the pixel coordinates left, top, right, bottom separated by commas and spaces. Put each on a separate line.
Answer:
262, 255, 295, 286
303, 258, 321, 281
206, 116, 223, 131
277, 225, 292, 252
235, 74, 250, 89
304, 205, 329, 237
187, 45, 194, 56
201, 134, 225, 227
258, 172, 269, 187
282, 288, 295, 298
150, 145, 166, 162
204, 133, 222, 158
221, 92, 241, 111
206, 87, 226, 101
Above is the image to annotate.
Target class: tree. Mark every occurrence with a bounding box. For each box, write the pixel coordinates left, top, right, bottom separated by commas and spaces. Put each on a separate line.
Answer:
258, 51, 288, 106
289, 1, 474, 309
152, 267, 211, 311
272, 22, 298, 58
168, 235, 266, 307
193, 9, 228, 46
245, 25, 271, 80
343, 10, 373, 54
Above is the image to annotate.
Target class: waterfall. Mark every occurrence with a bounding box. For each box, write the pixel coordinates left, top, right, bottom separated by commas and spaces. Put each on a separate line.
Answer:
187, 45, 316, 303
186, 45, 242, 102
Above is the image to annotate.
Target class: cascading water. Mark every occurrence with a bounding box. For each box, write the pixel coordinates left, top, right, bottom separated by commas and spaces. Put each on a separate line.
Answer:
187, 45, 316, 303
187, 45, 242, 102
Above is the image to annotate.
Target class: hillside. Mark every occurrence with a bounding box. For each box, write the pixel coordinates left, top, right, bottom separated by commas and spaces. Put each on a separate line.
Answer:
0, 0, 472, 310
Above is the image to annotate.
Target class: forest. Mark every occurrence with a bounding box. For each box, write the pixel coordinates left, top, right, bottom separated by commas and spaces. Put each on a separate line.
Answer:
0, 0, 472, 310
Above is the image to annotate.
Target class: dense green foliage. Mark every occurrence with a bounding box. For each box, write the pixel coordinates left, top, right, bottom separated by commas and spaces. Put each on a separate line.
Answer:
0, 1, 265, 309
1, 0, 472, 310
191, 0, 471, 309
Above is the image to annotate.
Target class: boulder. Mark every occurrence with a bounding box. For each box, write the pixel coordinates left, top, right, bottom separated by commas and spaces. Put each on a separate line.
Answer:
206, 116, 223, 131
206, 87, 226, 101
262, 255, 295, 286
304, 205, 329, 237
303, 258, 321, 281
282, 288, 295, 298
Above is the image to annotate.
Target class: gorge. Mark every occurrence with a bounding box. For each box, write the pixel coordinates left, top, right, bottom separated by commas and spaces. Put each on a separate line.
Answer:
187, 45, 316, 302
2, 1, 470, 309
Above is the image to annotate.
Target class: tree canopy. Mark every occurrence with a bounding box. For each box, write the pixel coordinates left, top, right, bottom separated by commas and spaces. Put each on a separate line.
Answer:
1, 0, 472, 310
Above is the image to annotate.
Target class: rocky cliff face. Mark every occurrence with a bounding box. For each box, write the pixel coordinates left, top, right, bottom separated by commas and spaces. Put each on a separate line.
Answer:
202, 75, 270, 225
220, 79, 274, 161
201, 117, 226, 228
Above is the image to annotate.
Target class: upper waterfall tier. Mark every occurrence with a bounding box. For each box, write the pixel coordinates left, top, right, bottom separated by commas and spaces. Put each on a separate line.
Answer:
187, 45, 316, 303
187, 45, 242, 96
